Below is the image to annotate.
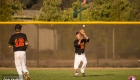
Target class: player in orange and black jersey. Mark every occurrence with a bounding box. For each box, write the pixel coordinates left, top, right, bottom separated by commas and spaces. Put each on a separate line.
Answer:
8, 24, 30, 80
73, 31, 89, 77
9, 31, 28, 52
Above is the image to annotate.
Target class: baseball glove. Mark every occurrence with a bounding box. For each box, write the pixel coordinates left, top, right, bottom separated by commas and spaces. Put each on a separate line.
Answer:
80, 29, 85, 35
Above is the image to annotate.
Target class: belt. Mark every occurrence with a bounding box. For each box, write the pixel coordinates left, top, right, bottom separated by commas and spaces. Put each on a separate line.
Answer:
75, 53, 84, 55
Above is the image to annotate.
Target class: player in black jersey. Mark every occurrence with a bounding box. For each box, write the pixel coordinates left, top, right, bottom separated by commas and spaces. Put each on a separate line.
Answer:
8, 24, 30, 80
74, 30, 89, 77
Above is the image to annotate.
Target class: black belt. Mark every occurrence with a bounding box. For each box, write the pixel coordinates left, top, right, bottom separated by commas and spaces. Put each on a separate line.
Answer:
75, 53, 84, 55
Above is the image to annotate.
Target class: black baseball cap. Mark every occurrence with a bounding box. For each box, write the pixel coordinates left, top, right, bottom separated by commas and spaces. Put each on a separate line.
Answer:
76, 32, 80, 35
15, 24, 22, 30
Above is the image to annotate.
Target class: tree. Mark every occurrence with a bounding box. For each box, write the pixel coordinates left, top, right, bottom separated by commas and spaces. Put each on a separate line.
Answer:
130, 0, 140, 21
38, 0, 62, 21
37, 0, 140, 21
0, 0, 23, 21
72, 0, 90, 21
38, 0, 90, 21
89, 0, 136, 21
26, 0, 39, 9
0, 0, 12, 21
60, 8, 74, 21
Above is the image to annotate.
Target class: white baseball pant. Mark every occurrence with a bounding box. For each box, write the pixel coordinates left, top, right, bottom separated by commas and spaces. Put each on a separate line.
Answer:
14, 51, 29, 80
74, 53, 87, 73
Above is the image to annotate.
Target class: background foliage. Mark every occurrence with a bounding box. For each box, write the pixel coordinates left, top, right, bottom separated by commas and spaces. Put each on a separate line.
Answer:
0, 0, 23, 21
1, 0, 140, 21
37, 0, 140, 21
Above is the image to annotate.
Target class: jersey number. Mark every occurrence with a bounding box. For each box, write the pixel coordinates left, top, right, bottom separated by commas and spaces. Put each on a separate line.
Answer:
15, 38, 24, 47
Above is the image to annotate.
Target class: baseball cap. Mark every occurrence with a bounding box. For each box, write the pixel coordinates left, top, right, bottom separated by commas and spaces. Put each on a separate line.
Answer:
15, 24, 22, 30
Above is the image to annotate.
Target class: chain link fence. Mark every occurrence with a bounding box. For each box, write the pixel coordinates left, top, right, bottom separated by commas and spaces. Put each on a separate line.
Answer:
0, 24, 140, 67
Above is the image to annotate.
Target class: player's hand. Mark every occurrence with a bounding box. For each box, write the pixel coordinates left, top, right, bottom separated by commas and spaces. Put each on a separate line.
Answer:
25, 42, 29, 48
8, 45, 12, 48
25, 41, 29, 46
8, 44, 12, 48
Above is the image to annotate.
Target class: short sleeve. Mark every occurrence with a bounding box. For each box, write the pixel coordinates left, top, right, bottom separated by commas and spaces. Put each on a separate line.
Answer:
84, 39, 89, 43
8, 35, 14, 45
24, 34, 28, 41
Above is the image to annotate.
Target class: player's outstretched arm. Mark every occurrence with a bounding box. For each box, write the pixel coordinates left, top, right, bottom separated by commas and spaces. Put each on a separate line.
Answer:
83, 33, 88, 40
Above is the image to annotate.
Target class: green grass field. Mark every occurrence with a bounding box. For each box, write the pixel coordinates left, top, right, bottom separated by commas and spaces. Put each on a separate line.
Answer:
0, 68, 140, 80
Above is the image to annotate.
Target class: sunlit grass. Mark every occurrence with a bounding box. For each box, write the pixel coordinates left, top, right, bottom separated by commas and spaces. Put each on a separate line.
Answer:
0, 68, 140, 80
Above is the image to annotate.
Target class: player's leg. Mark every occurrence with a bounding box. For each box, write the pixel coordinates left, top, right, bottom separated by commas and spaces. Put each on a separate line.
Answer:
20, 51, 29, 73
81, 54, 87, 77
14, 51, 24, 80
20, 51, 30, 80
74, 54, 81, 76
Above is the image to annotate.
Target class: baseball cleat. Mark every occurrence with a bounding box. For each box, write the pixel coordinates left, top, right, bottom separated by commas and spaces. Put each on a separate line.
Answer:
82, 73, 85, 77
24, 72, 30, 80
75, 73, 79, 77
74, 69, 79, 77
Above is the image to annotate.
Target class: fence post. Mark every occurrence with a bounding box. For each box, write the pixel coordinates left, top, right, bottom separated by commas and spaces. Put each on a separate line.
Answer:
37, 25, 40, 67
0, 41, 1, 66
113, 28, 115, 59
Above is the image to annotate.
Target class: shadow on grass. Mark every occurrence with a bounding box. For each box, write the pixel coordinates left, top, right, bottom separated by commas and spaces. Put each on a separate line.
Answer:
104, 74, 115, 75
88, 75, 101, 76
88, 74, 114, 77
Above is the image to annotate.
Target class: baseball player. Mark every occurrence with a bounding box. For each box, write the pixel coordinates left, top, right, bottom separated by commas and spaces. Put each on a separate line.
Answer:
8, 24, 30, 80
74, 29, 89, 77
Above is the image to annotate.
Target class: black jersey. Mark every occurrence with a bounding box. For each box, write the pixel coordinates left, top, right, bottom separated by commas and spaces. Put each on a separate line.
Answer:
74, 39, 89, 55
8, 33, 28, 52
